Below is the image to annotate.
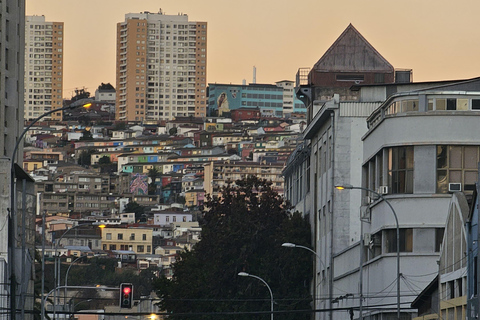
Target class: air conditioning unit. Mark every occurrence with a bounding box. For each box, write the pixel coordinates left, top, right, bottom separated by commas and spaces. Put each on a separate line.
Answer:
363, 233, 371, 246
378, 186, 389, 195
448, 183, 462, 193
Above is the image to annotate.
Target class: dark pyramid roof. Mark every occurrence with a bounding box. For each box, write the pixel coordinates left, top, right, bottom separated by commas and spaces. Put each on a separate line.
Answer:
313, 24, 394, 73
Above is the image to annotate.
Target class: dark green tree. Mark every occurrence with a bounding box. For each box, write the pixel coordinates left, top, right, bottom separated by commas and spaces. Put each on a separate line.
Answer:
79, 128, 93, 140
154, 176, 312, 320
98, 155, 112, 165
148, 166, 160, 195
169, 127, 177, 136
124, 201, 145, 222
77, 149, 94, 166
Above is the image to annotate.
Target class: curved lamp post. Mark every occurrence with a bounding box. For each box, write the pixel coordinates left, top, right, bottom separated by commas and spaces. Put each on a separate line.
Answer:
335, 184, 400, 320
64, 255, 87, 310
281, 243, 326, 270
7, 102, 91, 320
238, 272, 274, 320
282, 242, 325, 315
52, 221, 104, 320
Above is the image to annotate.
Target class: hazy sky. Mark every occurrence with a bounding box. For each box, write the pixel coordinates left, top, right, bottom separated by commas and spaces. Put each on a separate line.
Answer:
26, 0, 480, 99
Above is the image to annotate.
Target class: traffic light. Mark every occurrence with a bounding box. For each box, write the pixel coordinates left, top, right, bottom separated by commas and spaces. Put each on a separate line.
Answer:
120, 283, 133, 308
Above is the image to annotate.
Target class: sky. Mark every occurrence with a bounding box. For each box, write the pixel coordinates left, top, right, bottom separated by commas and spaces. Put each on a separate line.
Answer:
26, 0, 480, 99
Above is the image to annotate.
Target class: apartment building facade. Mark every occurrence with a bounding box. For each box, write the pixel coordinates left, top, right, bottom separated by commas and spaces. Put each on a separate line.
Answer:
204, 160, 285, 197
116, 10, 207, 122
101, 226, 153, 254
25, 15, 64, 121
207, 81, 306, 118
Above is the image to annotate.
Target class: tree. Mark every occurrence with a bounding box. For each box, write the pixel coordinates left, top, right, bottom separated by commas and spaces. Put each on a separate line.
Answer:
98, 155, 111, 165
124, 201, 145, 222
79, 128, 93, 141
148, 166, 160, 195
154, 176, 312, 320
169, 127, 177, 136
77, 149, 94, 166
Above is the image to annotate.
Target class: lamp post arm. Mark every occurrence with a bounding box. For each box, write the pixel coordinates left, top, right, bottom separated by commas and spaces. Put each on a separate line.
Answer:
290, 244, 326, 270
11, 105, 76, 167
337, 184, 401, 320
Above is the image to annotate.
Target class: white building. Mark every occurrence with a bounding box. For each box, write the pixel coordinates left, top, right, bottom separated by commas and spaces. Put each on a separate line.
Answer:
24, 15, 64, 121
115, 10, 207, 122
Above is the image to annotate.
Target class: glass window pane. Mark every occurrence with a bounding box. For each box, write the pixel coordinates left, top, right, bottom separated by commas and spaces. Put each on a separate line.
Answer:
464, 146, 478, 169
472, 99, 480, 110
457, 99, 468, 111
449, 146, 462, 168
465, 171, 477, 185
428, 99, 434, 111
437, 169, 448, 193
449, 170, 461, 183
436, 99, 446, 110
437, 146, 447, 169
447, 99, 457, 110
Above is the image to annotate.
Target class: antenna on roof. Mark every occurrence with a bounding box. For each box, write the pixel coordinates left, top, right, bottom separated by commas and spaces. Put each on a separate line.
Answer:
253, 66, 256, 84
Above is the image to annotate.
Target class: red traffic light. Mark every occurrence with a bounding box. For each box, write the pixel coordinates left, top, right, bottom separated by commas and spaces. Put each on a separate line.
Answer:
120, 283, 133, 308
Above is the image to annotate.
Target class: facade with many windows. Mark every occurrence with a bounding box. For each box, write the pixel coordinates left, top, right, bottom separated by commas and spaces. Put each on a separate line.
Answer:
116, 11, 207, 122
101, 226, 153, 254
25, 15, 64, 121
207, 81, 306, 118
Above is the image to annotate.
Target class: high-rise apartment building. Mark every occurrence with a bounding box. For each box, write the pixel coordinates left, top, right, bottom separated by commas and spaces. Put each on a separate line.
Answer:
116, 10, 207, 122
24, 15, 64, 121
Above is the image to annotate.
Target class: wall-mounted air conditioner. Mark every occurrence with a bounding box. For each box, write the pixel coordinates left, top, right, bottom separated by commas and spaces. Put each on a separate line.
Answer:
448, 183, 462, 193
378, 186, 389, 195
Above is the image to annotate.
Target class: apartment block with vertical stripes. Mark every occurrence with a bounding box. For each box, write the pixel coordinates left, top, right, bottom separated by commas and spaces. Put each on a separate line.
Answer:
116, 10, 207, 122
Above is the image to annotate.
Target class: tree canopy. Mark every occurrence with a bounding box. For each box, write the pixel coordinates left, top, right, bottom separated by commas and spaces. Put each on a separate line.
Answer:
154, 176, 312, 320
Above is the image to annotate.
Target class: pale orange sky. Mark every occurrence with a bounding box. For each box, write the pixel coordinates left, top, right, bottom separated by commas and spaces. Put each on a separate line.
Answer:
27, 0, 480, 99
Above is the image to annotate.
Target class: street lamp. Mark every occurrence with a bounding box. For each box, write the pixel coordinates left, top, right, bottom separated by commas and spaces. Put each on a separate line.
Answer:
238, 272, 274, 320
335, 184, 400, 320
10, 101, 92, 320
65, 255, 86, 310
52, 222, 104, 320
282, 242, 325, 315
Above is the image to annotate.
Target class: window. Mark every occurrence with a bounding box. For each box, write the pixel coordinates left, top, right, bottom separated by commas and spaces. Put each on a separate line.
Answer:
385, 228, 413, 253
388, 146, 414, 194
142, 234, 147, 240
130, 233, 135, 240
437, 145, 479, 193
472, 99, 480, 110
109, 244, 116, 250
336, 74, 364, 82
435, 228, 444, 252
137, 245, 144, 252
117, 233, 123, 240
374, 73, 385, 83
106, 233, 112, 240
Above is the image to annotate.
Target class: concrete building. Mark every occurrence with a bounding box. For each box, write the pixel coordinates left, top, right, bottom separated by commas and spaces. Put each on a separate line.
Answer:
204, 160, 285, 198
25, 15, 64, 121
283, 24, 410, 320
101, 226, 153, 254
208, 81, 306, 118
116, 10, 207, 122
1, 1, 37, 319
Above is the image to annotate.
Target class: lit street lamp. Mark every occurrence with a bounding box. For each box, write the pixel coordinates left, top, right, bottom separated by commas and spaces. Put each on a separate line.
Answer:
238, 272, 274, 320
8, 102, 91, 320
335, 184, 400, 320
